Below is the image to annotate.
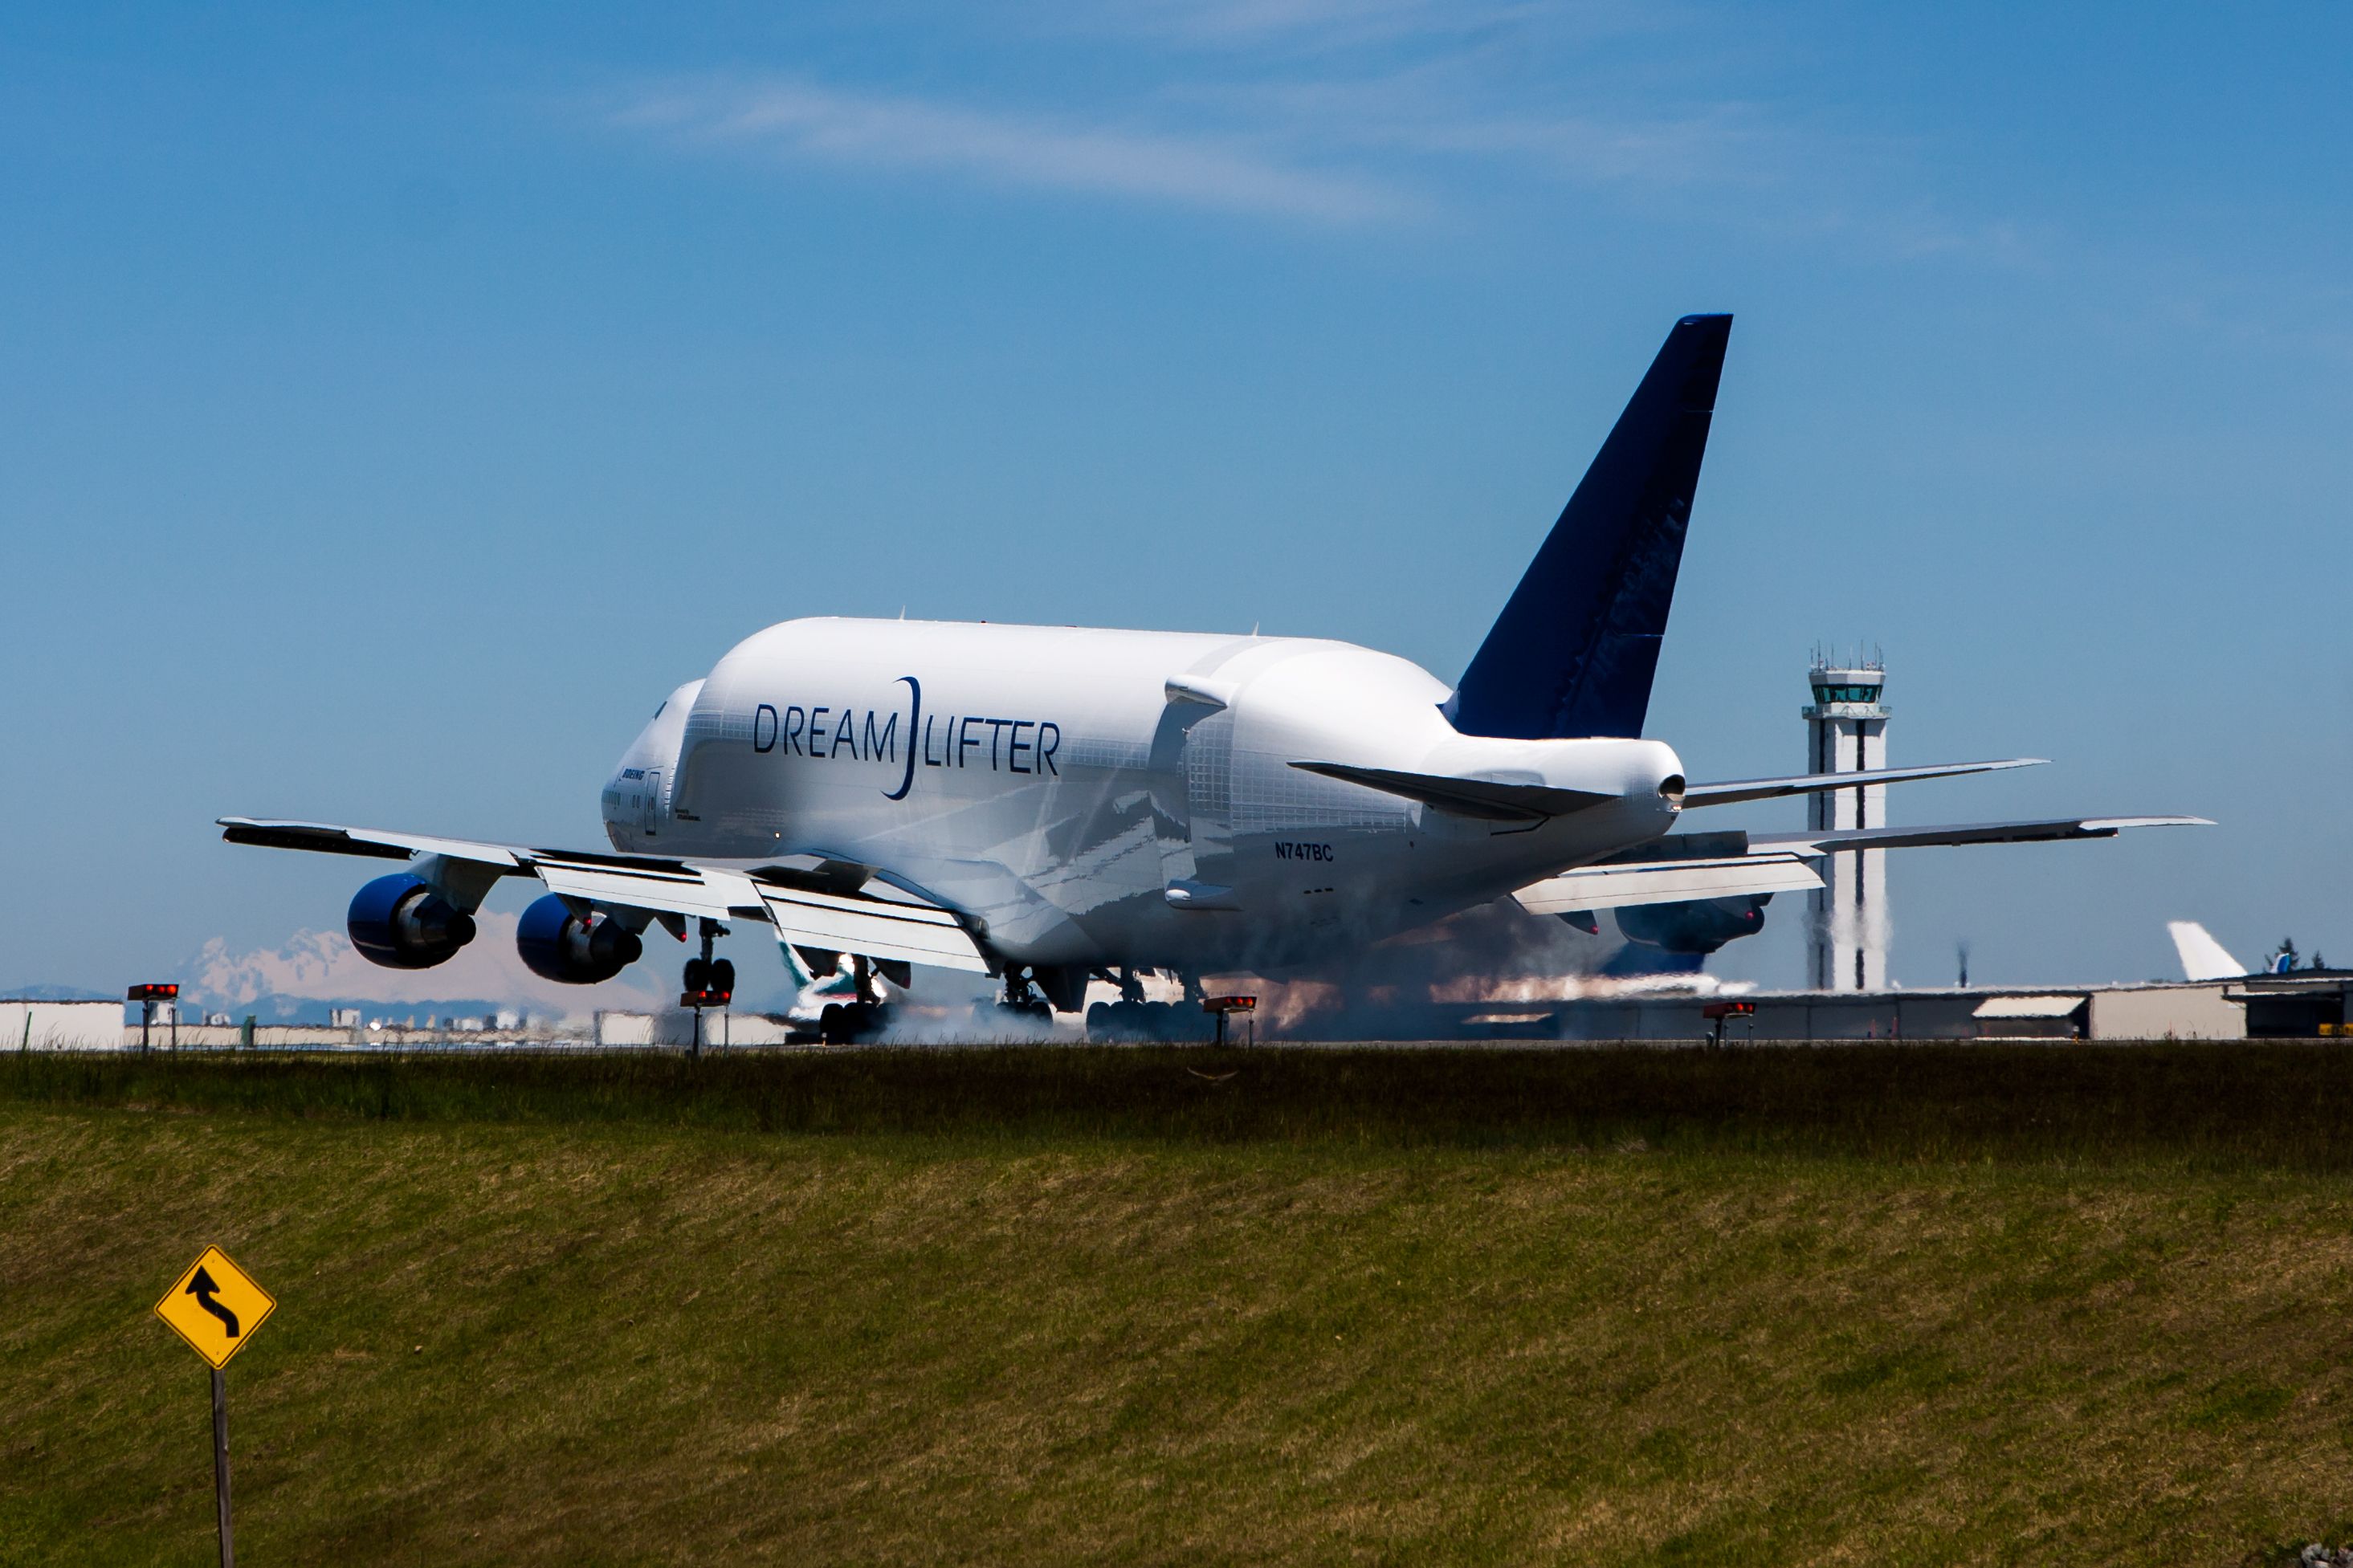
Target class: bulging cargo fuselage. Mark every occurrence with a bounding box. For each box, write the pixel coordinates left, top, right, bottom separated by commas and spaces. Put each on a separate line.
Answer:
602, 616, 1686, 975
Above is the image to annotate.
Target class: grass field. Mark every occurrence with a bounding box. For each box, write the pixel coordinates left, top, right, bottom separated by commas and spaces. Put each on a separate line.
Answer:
6, 1043, 2353, 1565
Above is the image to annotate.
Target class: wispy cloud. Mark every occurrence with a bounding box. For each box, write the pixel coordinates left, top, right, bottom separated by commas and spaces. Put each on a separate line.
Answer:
1064, 0, 1681, 56
614, 78, 1417, 224
597, 11, 2033, 266
1175, 68, 1800, 189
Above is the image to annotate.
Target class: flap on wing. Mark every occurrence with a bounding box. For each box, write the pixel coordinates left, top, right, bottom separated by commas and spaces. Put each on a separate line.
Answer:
1514, 853, 1821, 915
1680, 758, 2042, 808
1289, 761, 1612, 822
529, 853, 765, 925
754, 882, 992, 974
1756, 815, 2211, 856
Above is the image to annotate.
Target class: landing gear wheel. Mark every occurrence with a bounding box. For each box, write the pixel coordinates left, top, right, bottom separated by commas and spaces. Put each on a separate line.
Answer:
820, 1001, 887, 1045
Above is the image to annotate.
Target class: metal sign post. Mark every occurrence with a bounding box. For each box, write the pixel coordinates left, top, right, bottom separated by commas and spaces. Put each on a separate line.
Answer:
156, 1248, 275, 1568
210, 1366, 234, 1568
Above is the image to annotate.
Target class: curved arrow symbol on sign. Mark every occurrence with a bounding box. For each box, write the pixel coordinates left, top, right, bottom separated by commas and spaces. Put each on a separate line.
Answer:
186, 1265, 240, 1337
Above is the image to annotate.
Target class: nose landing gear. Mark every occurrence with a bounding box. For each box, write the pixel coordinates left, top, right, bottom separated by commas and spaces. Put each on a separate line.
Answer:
989, 967, 1053, 1030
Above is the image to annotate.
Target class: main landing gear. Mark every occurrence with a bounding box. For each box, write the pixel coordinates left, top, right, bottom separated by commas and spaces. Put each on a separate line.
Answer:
1083, 967, 1212, 1043
818, 955, 889, 1046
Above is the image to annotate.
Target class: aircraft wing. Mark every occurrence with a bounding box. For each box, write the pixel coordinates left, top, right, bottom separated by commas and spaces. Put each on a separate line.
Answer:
1679, 757, 2044, 808
216, 818, 527, 866
1751, 815, 2211, 855
217, 817, 993, 974
1519, 812, 2208, 918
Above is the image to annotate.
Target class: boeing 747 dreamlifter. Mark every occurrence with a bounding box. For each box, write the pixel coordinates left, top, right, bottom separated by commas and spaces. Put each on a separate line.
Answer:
223, 316, 2202, 1040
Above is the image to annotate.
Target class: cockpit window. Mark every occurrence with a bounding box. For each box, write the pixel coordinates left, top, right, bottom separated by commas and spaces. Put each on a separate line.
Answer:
653, 702, 667, 719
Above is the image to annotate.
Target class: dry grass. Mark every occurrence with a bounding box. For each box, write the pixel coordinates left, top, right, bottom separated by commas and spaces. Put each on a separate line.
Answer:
5, 1046, 2353, 1564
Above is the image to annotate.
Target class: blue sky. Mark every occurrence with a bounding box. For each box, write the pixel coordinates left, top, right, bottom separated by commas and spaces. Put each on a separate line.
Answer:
3, 1, 2348, 997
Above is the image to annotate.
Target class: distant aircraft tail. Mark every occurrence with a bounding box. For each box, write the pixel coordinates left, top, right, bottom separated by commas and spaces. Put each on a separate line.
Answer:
1447, 313, 1731, 740
2167, 921, 2246, 982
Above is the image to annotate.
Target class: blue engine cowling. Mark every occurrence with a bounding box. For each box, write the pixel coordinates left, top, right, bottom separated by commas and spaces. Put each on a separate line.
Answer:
1616, 893, 1773, 955
516, 894, 643, 984
348, 874, 478, 970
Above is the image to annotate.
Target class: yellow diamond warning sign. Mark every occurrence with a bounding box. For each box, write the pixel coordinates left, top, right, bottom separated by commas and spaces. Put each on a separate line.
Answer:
155, 1247, 276, 1369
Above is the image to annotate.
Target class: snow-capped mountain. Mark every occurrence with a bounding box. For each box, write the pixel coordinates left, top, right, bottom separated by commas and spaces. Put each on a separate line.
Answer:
178, 909, 671, 1021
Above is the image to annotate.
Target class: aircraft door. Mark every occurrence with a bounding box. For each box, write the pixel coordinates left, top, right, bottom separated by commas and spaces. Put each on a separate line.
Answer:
641, 770, 661, 837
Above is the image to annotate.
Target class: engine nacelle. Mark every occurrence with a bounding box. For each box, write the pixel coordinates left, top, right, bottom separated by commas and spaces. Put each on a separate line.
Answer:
1617, 893, 1773, 955
516, 894, 643, 984
348, 874, 478, 970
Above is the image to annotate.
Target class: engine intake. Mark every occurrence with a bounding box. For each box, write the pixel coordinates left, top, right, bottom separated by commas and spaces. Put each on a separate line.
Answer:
516, 894, 642, 984
348, 874, 478, 970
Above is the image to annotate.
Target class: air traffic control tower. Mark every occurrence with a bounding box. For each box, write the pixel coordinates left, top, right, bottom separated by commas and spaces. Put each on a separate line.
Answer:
1803, 654, 1889, 991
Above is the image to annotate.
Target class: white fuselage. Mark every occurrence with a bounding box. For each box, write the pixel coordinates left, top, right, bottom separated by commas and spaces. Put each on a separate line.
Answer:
602, 618, 1685, 976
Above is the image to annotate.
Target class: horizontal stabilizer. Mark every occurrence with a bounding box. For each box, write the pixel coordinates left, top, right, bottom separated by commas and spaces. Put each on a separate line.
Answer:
1756, 814, 2210, 856
1681, 758, 2042, 808
1289, 761, 1613, 822
2167, 920, 2248, 983
1515, 853, 1821, 915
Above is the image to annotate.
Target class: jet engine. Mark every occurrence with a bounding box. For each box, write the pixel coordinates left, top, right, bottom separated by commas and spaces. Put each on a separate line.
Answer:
516, 894, 642, 984
1616, 893, 1772, 955
347, 874, 478, 970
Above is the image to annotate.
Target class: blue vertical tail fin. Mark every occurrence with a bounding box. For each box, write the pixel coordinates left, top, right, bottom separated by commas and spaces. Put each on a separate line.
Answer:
1446, 313, 1731, 740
